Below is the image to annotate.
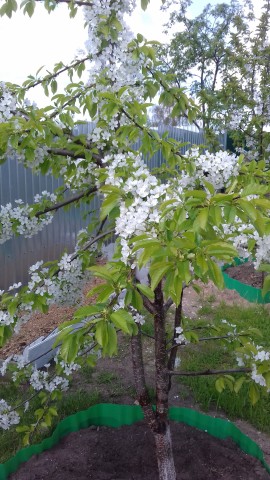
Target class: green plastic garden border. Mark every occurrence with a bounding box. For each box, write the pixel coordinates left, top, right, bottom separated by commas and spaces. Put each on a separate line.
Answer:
0, 403, 269, 479
222, 257, 270, 303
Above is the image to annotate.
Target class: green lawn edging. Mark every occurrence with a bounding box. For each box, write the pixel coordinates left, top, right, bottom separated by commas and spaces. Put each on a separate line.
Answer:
0, 403, 269, 479
222, 258, 270, 304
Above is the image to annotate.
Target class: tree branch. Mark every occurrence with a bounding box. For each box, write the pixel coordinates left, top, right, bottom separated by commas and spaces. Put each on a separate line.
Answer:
35, 0, 93, 6
169, 367, 251, 377
22, 55, 91, 91
35, 186, 97, 217
164, 298, 174, 314
47, 147, 103, 167
167, 291, 183, 374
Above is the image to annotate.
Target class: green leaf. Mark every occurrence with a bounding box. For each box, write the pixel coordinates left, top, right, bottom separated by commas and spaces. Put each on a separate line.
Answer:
103, 323, 118, 356
203, 180, 215, 195
74, 304, 105, 319
137, 244, 161, 268
96, 284, 115, 303
22, 0, 35, 17
110, 309, 134, 334
207, 259, 224, 290
88, 265, 114, 281
193, 208, 208, 231
95, 321, 109, 348
205, 242, 237, 258
136, 283, 154, 301
131, 289, 143, 311
149, 262, 173, 291
234, 376, 246, 394
101, 193, 120, 220
262, 275, 270, 298
237, 199, 258, 221
173, 274, 183, 307
48, 407, 58, 417
132, 239, 161, 253
22, 433, 30, 446
241, 184, 268, 197
16, 425, 30, 433
249, 382, 260, 406
215, 377, 225, 393
195, 252, 208, 275
60, 334, 79, 363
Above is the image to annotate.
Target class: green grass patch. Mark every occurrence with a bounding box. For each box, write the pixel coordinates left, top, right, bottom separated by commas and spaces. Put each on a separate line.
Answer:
96, 371, 118, 384
0, 386, 101, 464
178, 301, 270, 433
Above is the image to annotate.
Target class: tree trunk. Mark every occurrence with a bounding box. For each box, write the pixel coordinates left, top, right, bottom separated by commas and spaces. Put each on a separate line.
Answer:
154, 422, 176, 480
130, 283, 177, 479
153, 282, 177, 480
130, 331, 157, 430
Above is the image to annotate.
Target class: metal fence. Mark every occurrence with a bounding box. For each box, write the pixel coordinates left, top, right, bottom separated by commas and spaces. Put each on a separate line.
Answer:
0, 125, 227, 290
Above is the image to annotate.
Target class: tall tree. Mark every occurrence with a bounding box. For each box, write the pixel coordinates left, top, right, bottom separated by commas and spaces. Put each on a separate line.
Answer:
164, 0, 270, 159
0, 1, 270, 479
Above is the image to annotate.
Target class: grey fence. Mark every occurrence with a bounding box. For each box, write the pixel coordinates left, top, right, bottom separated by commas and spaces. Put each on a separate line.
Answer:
0, 125, 226, 290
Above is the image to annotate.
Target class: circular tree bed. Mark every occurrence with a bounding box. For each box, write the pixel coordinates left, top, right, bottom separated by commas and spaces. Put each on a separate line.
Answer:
225, 262, 264, 289
222, 260, 270, 303
10, 422, 270, 480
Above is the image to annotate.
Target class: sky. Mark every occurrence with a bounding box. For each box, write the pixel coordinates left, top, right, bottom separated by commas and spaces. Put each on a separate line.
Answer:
0, 0, 264, 103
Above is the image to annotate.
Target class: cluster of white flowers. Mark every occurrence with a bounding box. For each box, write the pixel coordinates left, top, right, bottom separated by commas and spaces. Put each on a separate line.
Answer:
60, 157, 98, 191
84, 0, 143, 94
0, 400, 20, 430
183, 148, 240, 191
0, 247, 85, 333
174, 326, 189, 345
254, 235, 270, 269
29, 369, 69, 392
103, 152, 167, 263
221, 217, 258, 259
83, 0, 152, 150
0, 310, 15, 327
0, 200, 53, 244
113, 295, 145, 325
56, 360, 81, 376
34, 191, 57, 203
27, 253, 84, 306
3, 143, 50, 171
0, 82, 16, 122
0, 355, 13, 377
236, 345, 270, 391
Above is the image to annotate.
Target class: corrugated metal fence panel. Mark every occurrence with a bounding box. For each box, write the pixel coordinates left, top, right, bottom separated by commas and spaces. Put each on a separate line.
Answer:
0, 158, 97, 289
0, 124, 227, 290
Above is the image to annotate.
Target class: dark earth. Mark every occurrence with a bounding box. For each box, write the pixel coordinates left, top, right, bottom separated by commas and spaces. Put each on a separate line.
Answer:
225, 262, 264, 289
10, 421, 270, 480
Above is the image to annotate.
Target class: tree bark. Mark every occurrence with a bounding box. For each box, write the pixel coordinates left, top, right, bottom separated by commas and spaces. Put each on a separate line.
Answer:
130, 283, 177, 480
154, 422, 176, 480
153, 282, 177, 480
130, 331, 156, 430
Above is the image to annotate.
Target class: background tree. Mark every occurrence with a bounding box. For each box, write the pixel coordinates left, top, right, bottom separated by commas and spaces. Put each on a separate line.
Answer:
165, 0, 270, 159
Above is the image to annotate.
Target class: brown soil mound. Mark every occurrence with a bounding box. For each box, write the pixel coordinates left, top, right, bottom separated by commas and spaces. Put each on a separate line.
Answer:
10, 421, 270, 480
224, 262, 264, 289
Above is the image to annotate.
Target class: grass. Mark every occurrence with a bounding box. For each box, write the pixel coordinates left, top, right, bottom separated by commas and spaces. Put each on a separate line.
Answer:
96, 371, 118, 384
177, 301, 270, 434
0, 385, 101, 464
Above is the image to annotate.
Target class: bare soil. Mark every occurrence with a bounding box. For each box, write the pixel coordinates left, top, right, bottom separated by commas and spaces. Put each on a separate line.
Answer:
225, 262, 264, 289
10, 421, 270, 480
0, 276, 105, 358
